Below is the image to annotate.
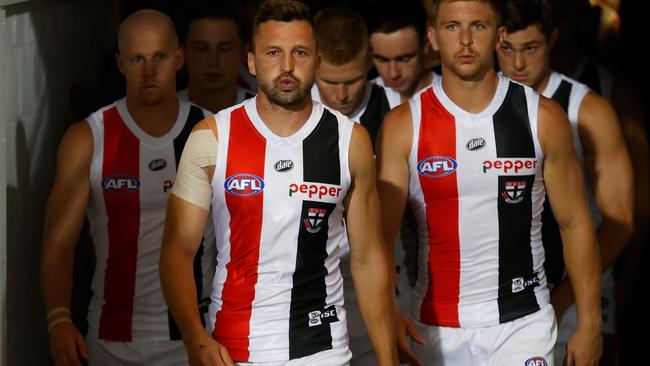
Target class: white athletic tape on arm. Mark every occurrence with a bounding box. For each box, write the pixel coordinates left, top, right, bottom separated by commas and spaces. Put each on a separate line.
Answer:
172, 129, 217, 210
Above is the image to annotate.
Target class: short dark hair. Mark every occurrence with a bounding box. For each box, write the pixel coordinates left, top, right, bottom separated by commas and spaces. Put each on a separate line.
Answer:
314, 7, 368, 65
430, 0, 503, 26
368, 0, 427, 44
179, 3, 249, 46
251, 0, 313, 50
502, 0, 555, 40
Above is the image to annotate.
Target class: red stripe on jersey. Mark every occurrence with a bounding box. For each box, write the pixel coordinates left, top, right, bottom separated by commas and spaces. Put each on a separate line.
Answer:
213, 106, 266, 361
98, 106, 140, 341
417, 89, 461, 327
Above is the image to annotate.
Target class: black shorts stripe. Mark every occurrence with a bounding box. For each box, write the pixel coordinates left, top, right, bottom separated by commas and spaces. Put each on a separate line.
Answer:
360, 84, 391, 149
542, 80, 574, 288
169, 104, 207, 340
493, 82, 541, 323
289, 110, 340, 359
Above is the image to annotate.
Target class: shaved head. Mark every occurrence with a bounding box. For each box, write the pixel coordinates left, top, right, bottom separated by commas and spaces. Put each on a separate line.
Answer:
118, 9, 178, 54
115, 9, 183, 106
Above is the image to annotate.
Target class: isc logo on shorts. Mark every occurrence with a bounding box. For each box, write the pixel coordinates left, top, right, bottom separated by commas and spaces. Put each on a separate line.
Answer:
224, 174, 265, 196
524, 357, 548, 366
308, 306, 339, 327
102, 174, 140, 193
417, 156, 457, 178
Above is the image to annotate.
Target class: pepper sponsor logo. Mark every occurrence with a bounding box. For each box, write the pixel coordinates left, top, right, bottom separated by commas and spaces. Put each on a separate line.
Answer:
163, 180, 173, 193
417, 156, 457, 178
102, 174, 140, 193
289, 182, 342, 203
224, 174, 265, 196
482, 158, 538, 175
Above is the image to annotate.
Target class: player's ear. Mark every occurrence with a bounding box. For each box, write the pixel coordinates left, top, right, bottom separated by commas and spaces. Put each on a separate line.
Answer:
428, 26, 439, 52
496, 26, 507, 50
247, 51, 257, 77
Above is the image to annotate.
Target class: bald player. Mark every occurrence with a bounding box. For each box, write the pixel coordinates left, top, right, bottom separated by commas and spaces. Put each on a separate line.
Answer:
41, 9, 214, 366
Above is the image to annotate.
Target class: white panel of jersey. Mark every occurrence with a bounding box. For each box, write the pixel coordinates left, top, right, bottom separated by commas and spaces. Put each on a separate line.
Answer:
407, 75, 549, 328
86, 98, 215, 341
208, 98, 353, 363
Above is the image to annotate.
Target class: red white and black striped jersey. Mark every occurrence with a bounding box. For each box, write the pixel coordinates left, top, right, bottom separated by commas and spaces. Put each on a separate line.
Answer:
311, 82, 391, 148
208, 98, 353, 362
85, 98, 215, 341
407, 75, 550, 328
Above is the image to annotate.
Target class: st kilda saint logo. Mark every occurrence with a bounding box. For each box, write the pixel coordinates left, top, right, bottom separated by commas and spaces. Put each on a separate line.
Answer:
304, 207, 327, 233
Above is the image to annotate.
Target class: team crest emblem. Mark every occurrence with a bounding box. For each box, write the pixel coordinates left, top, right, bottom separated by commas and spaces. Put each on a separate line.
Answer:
502, 181, 526, 203
304, 208, 327, 233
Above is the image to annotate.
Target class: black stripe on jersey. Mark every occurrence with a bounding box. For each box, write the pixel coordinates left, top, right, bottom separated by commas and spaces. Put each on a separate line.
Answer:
360, 84, 391, 149
542, 80, 573, 289
173, 105, 206, 165
168, 104, 206, 340
303, 109, 341, 185
550, 80, 572, 112
493, 82, 541, 323
289, 109, 340, 359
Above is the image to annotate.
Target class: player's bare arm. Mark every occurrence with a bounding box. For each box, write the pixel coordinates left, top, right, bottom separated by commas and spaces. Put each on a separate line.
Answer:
539, 97, 602, 366
345, 123, 399, 366
41, 121, 93, 366
579, 91, 634, 269
160, 118, 233, 366
551, 90, 635, 324
375, 103, 425, 366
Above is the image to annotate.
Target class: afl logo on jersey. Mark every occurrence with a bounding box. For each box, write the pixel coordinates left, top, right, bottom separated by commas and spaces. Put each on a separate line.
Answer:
417, 156, 457, 178
274, 160, 294, 173
466, 137, 486, 151
224, 174, 265, 196
524, 357, 547, 366
102, 174, 140, 193
148, 158, 167, 171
